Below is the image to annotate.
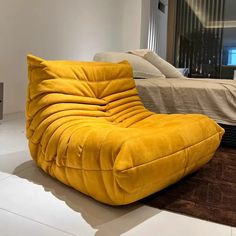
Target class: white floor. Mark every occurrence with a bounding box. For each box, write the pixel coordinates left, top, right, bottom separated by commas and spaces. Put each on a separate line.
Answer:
0, 112, 235, 236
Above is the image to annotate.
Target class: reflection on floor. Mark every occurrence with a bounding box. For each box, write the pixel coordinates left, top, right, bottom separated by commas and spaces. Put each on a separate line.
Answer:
0, 113, 234, 236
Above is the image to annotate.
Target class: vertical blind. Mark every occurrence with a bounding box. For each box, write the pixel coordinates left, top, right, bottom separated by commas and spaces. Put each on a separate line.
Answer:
174, 0, 225, 78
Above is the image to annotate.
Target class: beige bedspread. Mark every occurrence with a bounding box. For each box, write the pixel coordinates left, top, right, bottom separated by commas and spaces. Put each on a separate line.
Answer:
135, 78, 236, 125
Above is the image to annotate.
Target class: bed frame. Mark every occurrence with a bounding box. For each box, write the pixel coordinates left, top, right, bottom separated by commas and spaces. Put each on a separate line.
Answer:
220, 124, 236, 147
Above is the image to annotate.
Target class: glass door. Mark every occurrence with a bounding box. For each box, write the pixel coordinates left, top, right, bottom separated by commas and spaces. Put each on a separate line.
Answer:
221, 0, 236, 79
174, 0, 225, 79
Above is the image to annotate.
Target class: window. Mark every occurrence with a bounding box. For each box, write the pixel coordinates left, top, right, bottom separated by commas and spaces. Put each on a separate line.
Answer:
228, 48, 236, 65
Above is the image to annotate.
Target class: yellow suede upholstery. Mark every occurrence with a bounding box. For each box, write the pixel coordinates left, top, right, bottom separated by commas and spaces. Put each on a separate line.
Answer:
26, 54, 224, 205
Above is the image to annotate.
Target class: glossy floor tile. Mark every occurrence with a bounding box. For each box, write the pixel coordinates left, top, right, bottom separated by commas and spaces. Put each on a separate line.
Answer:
232, 228, 236, 236
0, 150, 32, 174
0, 113, 233, 236
122, 211, 231, 236
0, 208, 73, 236
0, 171, 10, 181
0, 113, 27, 155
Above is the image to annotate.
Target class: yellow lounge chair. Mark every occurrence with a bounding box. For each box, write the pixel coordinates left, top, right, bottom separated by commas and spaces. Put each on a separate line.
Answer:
26, 54, 224, 205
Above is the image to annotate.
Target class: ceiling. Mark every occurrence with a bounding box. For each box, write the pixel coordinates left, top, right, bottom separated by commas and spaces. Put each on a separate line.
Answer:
186, 0, 236, 28
224, 0, 236, 21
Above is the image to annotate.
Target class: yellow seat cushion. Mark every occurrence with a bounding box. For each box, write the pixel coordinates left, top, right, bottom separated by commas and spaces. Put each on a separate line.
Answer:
26, 54, 224, 205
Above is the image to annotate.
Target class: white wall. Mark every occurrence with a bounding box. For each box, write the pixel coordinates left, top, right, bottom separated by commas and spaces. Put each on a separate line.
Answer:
156, 0, 168, 59
146, 0, 168, 58
0, 0, 141, 114
140, 0, 150, 49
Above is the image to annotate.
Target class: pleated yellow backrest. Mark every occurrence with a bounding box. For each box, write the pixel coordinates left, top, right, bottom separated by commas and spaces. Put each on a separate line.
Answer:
26, 54, 144, 140
27, 54, 134, 97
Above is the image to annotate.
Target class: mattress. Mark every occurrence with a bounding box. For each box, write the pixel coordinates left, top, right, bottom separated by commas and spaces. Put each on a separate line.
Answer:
135, 78, 236, 126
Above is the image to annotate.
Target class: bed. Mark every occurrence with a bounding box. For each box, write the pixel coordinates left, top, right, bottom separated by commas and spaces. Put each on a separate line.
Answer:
135, 77, 236, 146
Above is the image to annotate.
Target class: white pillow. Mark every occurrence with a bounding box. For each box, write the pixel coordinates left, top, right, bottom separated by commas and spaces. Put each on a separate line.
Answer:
143, 51, 184, 78
93, 52, 165, 79
128, 49, 152, 57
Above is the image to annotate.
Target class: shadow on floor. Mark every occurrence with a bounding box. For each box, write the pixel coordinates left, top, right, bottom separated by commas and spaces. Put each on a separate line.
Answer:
13, 161, 161, 235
